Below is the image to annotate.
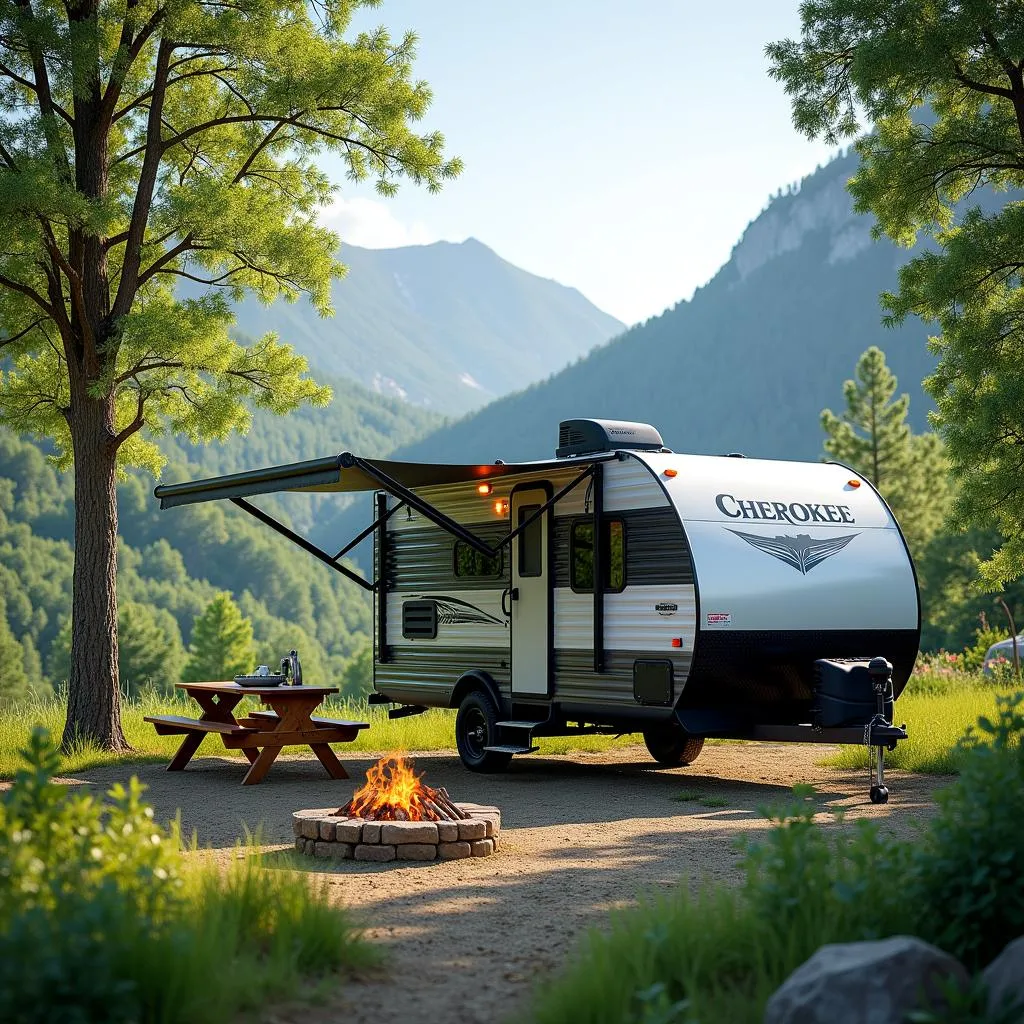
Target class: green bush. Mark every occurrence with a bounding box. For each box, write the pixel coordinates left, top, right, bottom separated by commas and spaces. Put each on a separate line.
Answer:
529, 693, 1024, 1024
903, 693, 1024, 970
0, 727, 373, 1024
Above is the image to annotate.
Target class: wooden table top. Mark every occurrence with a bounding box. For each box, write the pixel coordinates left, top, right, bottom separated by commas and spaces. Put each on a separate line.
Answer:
175, 681, 339, 697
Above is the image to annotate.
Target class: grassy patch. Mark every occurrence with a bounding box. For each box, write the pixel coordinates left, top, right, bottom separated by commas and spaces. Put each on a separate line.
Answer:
0, 692, 641, 777
1, 729, 375, 1023
822, 683, 1006, 774
671, 789, 729, 808
529, 694, 1024, 1023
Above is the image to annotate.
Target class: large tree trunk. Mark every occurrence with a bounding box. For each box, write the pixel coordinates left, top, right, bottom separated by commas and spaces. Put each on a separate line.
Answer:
61, 394, 129, 752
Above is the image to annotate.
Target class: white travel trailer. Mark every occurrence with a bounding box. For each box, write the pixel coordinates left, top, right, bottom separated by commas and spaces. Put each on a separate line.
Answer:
155, 418, 918, 802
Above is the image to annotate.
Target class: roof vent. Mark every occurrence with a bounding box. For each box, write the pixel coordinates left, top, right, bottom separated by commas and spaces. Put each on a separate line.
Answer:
556, 418, 664, 458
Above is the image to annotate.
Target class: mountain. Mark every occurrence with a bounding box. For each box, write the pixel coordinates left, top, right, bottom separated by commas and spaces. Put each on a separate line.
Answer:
220, 238, 625, 414
387, 150, 948, 468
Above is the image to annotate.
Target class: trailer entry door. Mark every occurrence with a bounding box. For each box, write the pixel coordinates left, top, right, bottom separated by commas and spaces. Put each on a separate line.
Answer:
511, 486, 550, 696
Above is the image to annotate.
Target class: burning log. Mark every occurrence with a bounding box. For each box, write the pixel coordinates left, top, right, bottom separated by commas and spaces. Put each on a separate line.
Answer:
337, 756, 468, 822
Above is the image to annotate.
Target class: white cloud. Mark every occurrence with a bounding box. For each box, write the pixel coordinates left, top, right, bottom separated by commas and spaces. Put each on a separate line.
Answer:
321, 196, 462, 250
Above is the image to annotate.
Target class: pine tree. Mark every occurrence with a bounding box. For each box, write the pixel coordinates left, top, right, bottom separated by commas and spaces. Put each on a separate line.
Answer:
822, 347, 950, 551
182, 593, 254, 683
0, 596, 30, 704
118, 602, 185, 694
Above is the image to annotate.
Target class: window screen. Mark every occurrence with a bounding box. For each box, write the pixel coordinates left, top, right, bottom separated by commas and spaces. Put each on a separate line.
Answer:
454, 542, 503, 578
571, 519, 625, 592
518, 505, 543, 577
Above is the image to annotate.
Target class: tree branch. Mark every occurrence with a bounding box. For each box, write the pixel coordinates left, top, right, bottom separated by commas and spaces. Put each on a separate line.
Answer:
0, 269, 54, 315
113, 390, 147, 446
0, 316, 46, 351
111, 38, 173, 321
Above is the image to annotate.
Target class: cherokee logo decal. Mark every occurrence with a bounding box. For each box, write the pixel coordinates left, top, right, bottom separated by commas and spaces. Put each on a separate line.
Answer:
727, 529, 859, 575
421, 596, 507, 626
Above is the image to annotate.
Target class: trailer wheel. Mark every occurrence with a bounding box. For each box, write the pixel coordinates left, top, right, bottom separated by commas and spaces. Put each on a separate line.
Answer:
643, 725, 705, 767
455, 690, 512, 774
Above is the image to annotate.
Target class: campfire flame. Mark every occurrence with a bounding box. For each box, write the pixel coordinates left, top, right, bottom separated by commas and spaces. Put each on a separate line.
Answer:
339, 756, 465, 821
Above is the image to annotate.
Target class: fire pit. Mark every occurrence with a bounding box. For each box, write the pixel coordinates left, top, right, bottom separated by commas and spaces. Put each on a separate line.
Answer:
292, 756, 500, 862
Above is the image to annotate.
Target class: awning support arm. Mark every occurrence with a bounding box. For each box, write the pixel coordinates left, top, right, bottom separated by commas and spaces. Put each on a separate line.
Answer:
332, 500, 404, 562
229, 497, 376, 593
492, 464, 597, 553
347, 455, 597, 558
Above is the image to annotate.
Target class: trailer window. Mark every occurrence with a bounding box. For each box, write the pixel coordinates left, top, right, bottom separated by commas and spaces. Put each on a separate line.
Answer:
518, 505, 543, 577
454, 542, 503, 579
571, 520, 625, 593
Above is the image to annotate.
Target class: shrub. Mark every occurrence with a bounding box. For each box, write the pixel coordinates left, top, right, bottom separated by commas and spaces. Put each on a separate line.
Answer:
0, 727, 372, 1024
903, 692, 1024, 970
529, 693, 1024, 1023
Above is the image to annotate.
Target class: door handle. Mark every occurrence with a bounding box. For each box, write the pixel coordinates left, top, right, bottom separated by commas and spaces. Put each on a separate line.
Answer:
501, 587, 519, 616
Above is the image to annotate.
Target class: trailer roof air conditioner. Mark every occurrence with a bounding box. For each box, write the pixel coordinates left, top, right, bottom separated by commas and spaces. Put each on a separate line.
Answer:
555, 418, 665, 458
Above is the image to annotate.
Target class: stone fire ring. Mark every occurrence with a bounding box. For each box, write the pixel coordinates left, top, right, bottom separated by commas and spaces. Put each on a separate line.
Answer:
292, 803, 501, 862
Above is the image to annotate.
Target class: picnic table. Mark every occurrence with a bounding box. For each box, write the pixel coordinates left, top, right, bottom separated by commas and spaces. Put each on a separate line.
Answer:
144, 681, 369, 785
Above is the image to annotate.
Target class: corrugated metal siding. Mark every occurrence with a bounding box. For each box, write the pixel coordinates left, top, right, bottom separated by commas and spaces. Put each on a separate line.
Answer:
386, 590, 510, 649
375, 645, 511, 705
553, 649, 692, 705
554, 585, 697, 652
386, 522, 510, 592
552, 507, 693, 588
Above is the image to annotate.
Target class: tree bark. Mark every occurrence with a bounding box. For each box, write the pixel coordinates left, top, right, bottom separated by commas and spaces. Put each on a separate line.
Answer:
61, 393, 129, 752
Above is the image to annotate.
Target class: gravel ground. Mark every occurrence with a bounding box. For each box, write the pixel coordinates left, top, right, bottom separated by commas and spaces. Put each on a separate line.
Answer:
60, 743, 946, 1024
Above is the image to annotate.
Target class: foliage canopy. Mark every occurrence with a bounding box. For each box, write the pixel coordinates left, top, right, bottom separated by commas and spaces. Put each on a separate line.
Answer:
769, 1, 1024, 586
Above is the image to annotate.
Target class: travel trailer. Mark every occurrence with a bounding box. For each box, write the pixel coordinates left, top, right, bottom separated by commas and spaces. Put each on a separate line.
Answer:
155, 418, 917, 802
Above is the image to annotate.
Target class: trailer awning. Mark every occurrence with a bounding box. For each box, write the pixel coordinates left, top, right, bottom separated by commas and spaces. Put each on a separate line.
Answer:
154, 450, 614, 602
153, 451, 596, 510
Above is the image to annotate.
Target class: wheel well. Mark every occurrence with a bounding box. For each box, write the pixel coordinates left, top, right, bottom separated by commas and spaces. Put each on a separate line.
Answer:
450, 670, 504, 713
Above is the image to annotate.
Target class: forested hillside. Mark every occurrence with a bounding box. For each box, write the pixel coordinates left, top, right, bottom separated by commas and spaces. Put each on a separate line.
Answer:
391, 150, 953, 465
212, 238, 625, 414
0, 371, 439, 698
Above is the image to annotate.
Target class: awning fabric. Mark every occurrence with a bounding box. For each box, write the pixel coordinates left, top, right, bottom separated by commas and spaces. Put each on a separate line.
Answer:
153, 452, 599, 509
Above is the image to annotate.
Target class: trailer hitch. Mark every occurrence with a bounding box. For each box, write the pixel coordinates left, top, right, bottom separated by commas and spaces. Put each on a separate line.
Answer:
864, 657, 900, 804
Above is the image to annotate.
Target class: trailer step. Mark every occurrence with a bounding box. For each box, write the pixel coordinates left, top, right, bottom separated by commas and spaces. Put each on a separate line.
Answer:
483, 744, 539, 755
496, 720, 547, 730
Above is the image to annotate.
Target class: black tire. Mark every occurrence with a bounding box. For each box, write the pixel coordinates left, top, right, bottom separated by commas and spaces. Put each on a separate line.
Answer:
643, 724, 705, 767
455, 689, 513, 773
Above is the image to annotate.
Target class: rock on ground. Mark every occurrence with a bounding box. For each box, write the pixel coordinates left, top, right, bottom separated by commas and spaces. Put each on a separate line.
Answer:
764, 936, 969, 1024
983, 936, 1024, 1022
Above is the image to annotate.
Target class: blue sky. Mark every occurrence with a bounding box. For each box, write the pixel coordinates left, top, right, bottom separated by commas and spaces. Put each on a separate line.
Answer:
321, 1, 840, 325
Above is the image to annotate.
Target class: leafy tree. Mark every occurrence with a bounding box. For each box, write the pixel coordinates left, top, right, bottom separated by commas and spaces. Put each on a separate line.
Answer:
0, 1, 460, 750
768, 3, 1024, 588
916, 525, 1024, 652
47, 601, 186, 694
822, 346, 950, 551
181, 591, 253, 682
340, 639, 372, 699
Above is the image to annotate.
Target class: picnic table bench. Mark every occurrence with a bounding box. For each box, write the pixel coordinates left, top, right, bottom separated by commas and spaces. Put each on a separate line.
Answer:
145, 680, 369, 785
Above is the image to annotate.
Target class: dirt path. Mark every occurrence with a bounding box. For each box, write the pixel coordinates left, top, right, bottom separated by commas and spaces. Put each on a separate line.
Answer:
62, 744, 946, 1024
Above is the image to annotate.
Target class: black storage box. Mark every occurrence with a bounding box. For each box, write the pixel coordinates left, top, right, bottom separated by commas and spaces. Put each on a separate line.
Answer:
813, 658, 892, 727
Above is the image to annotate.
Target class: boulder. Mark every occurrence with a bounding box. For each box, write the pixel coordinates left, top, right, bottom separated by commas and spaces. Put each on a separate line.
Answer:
983, 936, 1024, 1022
764, 936, 968, 1024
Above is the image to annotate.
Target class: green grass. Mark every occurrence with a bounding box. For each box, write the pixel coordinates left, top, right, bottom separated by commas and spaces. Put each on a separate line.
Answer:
671, 789, 730, 808
0, 728, 376, 1023
1, 670, 1011, 779
0, 690, 643, 777
822, 675, 1006, 774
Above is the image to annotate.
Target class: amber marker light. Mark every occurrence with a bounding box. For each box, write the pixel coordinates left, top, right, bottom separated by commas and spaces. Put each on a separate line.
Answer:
477, 482, 493, 495
494, 499, 509, 517
664, 468, 678, 478
848, 479, 861, 488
